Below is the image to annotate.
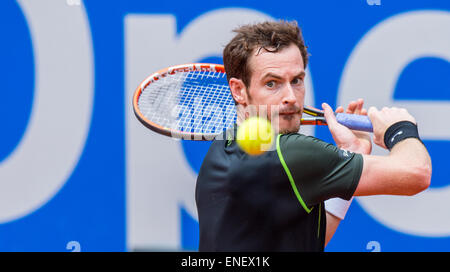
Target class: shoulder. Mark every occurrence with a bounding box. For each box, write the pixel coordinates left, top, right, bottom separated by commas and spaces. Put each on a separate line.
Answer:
278, 133, 357, 163
279, 133, 336, 152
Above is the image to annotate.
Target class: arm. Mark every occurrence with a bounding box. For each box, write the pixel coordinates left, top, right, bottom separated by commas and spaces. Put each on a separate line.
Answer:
325, 212, 341, 247
322, 99, 371, 246
356, 106, 431, 196
324, 197, 353, 247
323, 103, 431, 197
322, 102, 432, 246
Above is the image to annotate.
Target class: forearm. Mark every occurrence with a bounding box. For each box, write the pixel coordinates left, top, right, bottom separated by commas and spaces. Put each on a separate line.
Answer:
356, 138, 431, 196
387, 138, 432, 194
324, 195, 354, 247
390, 138, 432, 173
325, 212, 340, 247
323, 133, 368, 246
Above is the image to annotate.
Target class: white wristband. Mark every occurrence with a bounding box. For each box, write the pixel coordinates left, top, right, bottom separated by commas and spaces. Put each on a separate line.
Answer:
325, 197, 354, 220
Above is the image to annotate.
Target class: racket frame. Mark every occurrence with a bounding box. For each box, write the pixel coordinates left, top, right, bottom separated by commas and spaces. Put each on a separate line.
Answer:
133, 63, 372, 140
133, 63, 227, 140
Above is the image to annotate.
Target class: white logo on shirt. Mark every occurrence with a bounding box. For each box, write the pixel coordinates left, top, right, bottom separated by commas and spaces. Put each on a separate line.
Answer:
340, 149, 352, 158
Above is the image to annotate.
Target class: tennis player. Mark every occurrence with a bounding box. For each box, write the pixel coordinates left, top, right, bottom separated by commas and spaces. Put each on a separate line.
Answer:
195, 20, 432, 251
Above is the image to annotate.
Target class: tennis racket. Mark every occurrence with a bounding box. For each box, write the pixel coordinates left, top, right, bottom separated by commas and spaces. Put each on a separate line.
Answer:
133, 63, 373, 140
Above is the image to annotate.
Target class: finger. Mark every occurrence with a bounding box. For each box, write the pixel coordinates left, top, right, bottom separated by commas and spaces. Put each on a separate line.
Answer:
355, 98, 364, 115
367, 106, 388, 149
368, 106, 378, 116
335, 106, 344, 113
322, 103, 341, 130
346, 100, 357, 114
360, 108, 368, 116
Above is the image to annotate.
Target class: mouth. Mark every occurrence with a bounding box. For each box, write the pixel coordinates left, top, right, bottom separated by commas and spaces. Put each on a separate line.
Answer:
278, 111, 301, 122
279, 110, 301, 116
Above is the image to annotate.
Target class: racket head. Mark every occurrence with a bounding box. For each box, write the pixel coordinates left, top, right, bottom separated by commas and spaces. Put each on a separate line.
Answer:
133, 63, 373, 140
133, 63, 237, 140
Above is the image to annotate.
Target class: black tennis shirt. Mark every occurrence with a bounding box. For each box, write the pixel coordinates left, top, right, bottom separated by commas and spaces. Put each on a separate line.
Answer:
195, 126, 363, 251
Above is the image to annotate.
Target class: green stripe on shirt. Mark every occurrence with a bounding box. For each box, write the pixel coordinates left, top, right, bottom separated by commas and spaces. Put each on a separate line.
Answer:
276, 134, 313, 214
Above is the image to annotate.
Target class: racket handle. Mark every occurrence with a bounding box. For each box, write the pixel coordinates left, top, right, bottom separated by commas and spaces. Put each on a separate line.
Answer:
335, 113, 373, 132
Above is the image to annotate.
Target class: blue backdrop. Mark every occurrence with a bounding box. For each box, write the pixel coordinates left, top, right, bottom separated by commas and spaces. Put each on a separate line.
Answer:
0, 0, 449, 251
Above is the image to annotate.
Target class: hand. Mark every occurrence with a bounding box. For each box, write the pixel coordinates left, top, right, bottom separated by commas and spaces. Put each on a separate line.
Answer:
322, 99, 372, 154
367, 106, 416, 149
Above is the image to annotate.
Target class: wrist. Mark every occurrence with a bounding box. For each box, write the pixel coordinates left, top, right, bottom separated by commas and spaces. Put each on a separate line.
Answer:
325, 197, 354, 220
338, 137, 371, 155
384, 121, 422, 151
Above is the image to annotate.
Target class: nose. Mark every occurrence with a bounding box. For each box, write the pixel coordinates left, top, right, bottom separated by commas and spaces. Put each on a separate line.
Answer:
282, 84, 297, 105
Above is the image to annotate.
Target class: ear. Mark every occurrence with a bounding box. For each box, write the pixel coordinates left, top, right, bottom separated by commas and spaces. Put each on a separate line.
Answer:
229, 78, 249, 106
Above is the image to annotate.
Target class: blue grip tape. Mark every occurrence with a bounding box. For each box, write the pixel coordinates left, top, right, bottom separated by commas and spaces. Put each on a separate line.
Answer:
335, 113, 373, 132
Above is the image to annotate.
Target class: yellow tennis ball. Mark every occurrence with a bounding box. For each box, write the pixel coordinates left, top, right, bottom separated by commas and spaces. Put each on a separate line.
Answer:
236, 116, 275, 156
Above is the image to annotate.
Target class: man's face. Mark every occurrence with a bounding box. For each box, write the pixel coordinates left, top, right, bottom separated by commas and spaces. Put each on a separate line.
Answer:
245, 43, 305, 134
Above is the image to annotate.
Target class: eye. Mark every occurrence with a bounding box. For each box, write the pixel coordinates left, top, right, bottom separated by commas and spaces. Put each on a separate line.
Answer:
265, 81, 276, 88
292, 77, 304, 85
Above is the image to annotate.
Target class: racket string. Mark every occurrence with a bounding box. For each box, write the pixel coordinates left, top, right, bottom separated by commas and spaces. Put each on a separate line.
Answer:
138, 70, 236, 135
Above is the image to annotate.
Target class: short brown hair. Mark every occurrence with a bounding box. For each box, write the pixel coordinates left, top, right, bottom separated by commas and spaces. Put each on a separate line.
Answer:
223, 20, 309, 88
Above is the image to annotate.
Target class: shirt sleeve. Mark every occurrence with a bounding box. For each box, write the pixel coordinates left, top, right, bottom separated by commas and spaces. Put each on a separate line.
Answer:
277, 133, 363, 207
